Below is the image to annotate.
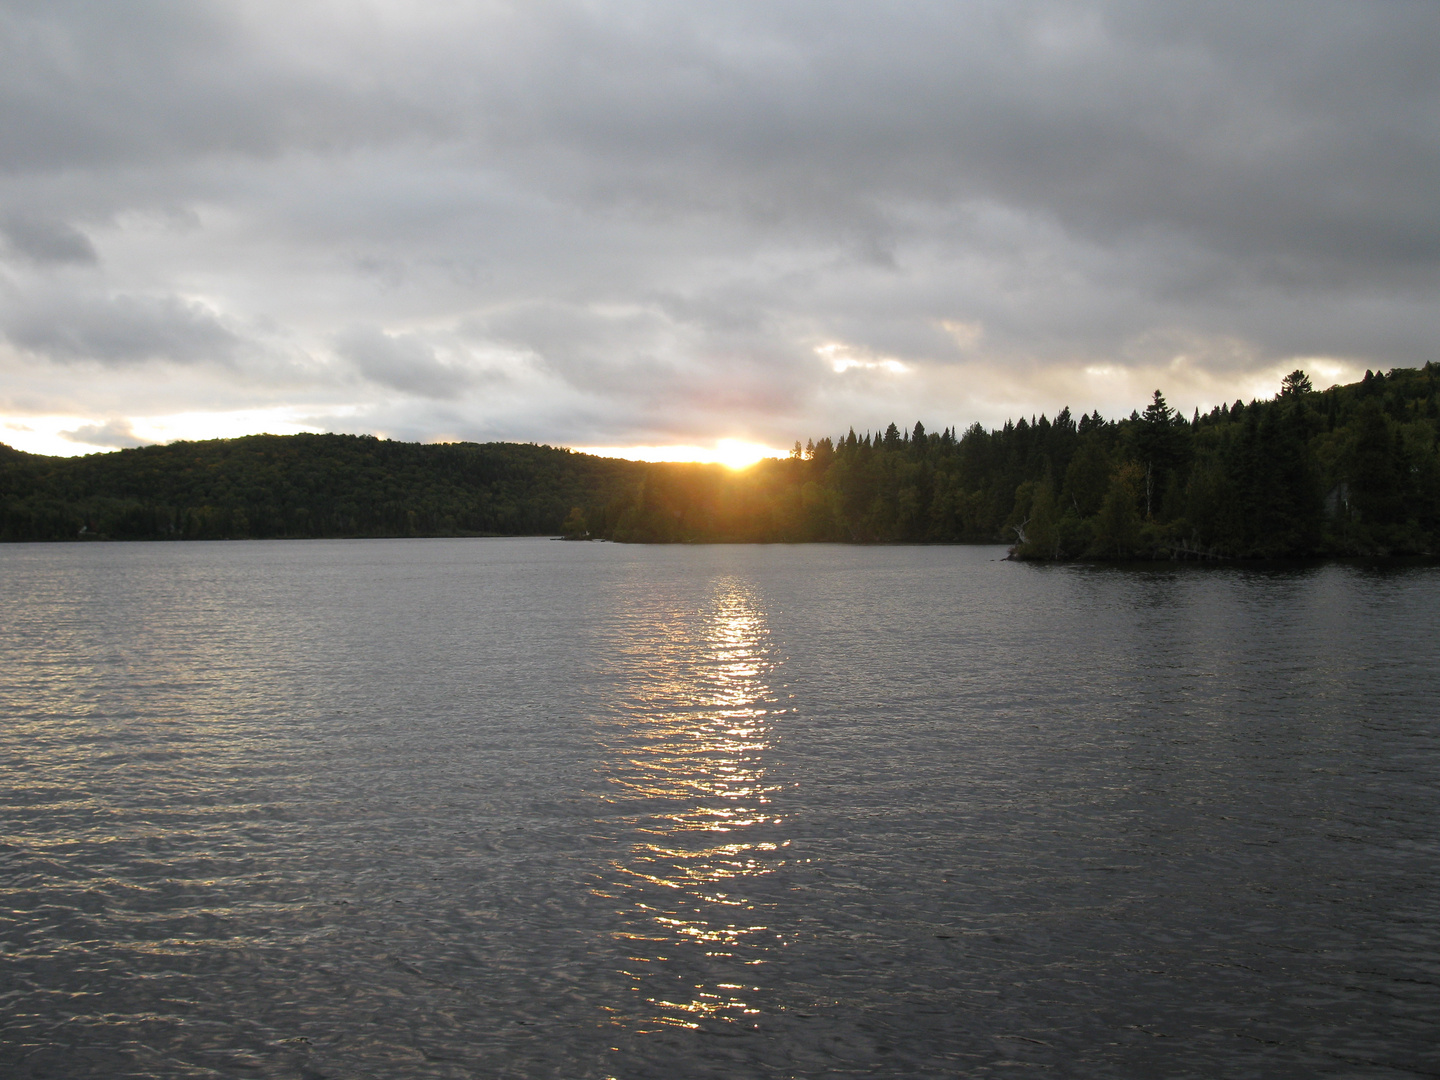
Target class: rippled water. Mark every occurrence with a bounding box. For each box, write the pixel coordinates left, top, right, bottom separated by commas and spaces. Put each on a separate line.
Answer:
2, 538, 1437, 1078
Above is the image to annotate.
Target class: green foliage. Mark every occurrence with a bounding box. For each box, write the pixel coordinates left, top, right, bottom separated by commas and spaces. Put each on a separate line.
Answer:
0, 434, 645, 542
1281, 369, 1314, 396
1090, 464, 1145, 558
560, 506, 589, 540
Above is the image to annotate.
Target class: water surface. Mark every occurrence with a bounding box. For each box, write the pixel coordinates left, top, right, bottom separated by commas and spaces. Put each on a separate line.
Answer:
1, 539, 1437, 1078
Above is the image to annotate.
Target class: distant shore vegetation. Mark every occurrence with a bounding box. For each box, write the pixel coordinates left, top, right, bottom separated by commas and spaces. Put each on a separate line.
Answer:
3, 365, 1437, 559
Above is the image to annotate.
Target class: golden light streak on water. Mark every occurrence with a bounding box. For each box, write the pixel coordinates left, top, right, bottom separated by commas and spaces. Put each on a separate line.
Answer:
593, 580, 788, 1033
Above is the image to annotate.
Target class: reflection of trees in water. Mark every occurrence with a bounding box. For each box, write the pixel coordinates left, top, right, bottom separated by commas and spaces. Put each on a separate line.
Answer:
593, 581, 789, 1032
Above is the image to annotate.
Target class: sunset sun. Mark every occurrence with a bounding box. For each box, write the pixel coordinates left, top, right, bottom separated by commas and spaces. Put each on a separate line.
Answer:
570, 439, 783, 470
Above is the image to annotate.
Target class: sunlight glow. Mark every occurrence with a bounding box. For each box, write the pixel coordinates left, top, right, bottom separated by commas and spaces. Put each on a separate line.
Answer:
816, 342, 909, 375
0, 406, 360, 457
595, 582, 786, 1033
570, 439, 784, 469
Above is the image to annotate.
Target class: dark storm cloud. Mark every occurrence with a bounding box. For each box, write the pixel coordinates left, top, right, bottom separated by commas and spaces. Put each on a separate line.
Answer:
0, 0, 1435, 448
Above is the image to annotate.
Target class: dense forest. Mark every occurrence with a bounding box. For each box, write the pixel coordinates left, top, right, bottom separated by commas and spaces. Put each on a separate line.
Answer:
0, 435, 645, 542
3, 365, 1437, 558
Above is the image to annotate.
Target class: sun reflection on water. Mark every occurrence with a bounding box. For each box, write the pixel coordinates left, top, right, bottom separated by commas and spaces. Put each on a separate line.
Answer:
594, 580, 788, 1032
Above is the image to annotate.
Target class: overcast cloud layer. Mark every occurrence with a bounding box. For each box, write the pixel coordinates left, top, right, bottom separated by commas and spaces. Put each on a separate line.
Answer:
1, 1, 1436, 455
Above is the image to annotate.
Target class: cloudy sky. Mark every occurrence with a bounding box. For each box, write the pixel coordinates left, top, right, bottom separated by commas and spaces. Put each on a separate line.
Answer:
1, 1, 1436, 459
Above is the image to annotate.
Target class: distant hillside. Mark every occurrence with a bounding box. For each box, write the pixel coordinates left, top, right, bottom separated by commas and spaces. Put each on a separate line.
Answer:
4, 365, 1438, 557
0, 434, 646, 541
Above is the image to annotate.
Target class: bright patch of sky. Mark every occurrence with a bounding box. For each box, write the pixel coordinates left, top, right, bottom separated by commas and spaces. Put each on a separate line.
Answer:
572, 440, 787, 470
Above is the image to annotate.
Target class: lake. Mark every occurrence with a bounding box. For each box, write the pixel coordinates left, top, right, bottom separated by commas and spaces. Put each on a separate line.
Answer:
1, 538, 1437, 1078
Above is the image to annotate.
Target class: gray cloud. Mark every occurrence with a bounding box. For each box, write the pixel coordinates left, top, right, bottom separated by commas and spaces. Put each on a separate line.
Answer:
5, 292, 243, 366
0, 1, 438, 173
60, 418, 146, 448
1, 214, 97, 264
336, 326, 475, 399
0, 1, 1435, 450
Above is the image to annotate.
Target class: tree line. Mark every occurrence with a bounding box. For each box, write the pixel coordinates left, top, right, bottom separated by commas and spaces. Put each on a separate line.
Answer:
581, 365, 1440, 558
3, 365, 1437, 557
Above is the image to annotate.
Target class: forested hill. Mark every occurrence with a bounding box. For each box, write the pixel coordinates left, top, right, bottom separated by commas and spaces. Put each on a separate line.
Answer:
0, 435, 646, 541
3, 365, 1438, 557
